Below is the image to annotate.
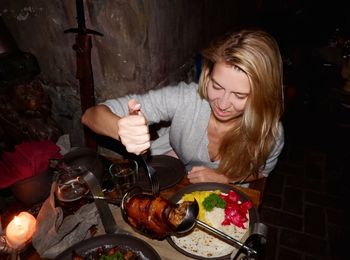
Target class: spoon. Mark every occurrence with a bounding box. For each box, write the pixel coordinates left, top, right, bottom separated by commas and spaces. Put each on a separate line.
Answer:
174, 200, 257, 257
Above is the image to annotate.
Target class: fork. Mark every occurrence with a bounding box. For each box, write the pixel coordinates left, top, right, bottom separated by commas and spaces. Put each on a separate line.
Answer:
140, 152, 159, 196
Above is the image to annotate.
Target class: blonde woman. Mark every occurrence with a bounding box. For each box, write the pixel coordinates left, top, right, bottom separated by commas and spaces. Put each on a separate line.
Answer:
82, 29, 284, 185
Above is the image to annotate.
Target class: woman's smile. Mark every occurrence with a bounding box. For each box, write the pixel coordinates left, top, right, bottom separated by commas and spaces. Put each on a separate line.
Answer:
213, 104, 231, 118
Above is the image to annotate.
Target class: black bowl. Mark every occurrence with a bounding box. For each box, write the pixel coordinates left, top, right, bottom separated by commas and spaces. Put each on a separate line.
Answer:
54, 233, 161, 260
11, 169, 53, 207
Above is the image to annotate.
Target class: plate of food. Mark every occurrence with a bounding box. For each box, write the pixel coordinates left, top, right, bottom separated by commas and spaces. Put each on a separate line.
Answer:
167, 183, 259, 260
54, 233, 161, 260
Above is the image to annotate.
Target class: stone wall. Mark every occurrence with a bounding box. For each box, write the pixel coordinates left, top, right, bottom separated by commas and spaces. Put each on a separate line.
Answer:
0, 0, 242, 146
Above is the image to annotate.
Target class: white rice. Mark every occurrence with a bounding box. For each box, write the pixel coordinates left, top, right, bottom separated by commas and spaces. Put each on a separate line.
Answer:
171, 206, 249, 258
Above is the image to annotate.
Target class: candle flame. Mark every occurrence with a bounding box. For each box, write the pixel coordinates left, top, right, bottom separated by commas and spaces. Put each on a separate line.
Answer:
13, 216, 21, 226
6, 212, 37, 249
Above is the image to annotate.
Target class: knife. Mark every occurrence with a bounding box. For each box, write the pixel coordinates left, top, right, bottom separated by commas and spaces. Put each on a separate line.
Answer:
82, 171, 118, 234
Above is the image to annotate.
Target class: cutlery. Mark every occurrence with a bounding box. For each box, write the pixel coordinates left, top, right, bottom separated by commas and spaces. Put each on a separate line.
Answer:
82, 171, 119, 234
85, 195, 121, 205
129, 108, 160, 196
140, 152, 159, 196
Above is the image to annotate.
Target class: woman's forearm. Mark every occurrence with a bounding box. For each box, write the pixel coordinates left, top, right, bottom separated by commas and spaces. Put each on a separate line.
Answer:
81, 104, 121, 140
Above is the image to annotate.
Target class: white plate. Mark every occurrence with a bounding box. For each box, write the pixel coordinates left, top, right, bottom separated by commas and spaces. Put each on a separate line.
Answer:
167, 183, 259, 260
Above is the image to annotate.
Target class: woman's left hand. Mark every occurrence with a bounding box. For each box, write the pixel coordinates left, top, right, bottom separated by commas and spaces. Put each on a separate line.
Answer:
187, 166, 228, 184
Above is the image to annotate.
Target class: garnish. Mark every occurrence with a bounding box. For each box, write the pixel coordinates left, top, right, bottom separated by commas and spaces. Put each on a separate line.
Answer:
100, 251, 124, 260
181, 190, 221, 222
181, 190, 252, 228
219, 191, 253, 228
202, 193, 226, 211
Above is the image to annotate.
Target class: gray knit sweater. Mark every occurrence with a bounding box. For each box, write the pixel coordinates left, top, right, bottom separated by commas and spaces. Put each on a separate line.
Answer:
102, 82, 284, 177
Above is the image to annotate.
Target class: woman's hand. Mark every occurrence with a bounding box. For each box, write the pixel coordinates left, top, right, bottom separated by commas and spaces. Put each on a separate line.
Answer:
117, 99, 151, 155
187, 166, 229, 184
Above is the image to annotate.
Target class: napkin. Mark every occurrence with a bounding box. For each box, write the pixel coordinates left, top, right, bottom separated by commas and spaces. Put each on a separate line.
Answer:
0, 140, 62, 188
32, 182, 100, 259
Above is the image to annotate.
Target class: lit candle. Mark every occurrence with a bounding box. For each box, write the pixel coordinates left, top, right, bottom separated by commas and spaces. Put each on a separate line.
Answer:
5, 212, 37, 249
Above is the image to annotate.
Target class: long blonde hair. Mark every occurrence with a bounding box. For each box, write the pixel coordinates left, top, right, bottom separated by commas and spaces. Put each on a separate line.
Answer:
198, 29, 284, 181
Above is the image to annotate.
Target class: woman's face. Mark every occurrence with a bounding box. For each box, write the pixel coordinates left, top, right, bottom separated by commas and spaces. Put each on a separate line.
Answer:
207, 62, 250, 122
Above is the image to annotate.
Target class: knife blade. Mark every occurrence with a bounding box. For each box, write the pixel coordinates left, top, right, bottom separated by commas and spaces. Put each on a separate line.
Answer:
82, 171, 118, 234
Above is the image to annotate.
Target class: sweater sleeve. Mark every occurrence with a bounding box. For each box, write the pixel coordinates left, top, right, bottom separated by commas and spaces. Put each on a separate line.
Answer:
100, 81, 197, 124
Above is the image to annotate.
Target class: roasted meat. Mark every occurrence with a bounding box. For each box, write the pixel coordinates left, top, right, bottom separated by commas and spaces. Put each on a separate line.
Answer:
124, 193, 190, 239
124, 194, 172, 238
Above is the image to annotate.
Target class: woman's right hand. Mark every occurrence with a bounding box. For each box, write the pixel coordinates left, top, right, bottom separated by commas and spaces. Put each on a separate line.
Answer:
117, 99, 151, 155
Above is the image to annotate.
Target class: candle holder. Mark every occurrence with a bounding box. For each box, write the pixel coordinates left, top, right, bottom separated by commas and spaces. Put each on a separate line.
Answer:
0, 234, 10, 253
2, 211, 36, 259
0, 234, 32, 260
6, 236, 32, 252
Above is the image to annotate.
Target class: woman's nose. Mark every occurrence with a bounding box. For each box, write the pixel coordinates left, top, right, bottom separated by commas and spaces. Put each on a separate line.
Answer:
218, 92, 232, 110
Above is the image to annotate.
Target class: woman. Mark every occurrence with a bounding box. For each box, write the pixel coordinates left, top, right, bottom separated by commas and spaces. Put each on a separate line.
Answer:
81, 29, 284, 185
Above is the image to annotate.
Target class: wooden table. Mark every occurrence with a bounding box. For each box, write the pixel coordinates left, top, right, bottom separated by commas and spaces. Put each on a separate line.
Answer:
1, 170, 261, 259
95, 177, 261, 260
109, 177, 261, 260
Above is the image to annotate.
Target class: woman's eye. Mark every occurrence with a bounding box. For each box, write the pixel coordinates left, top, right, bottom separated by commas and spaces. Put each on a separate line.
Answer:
234, 93, 248, 100
212, 84, 222, 90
